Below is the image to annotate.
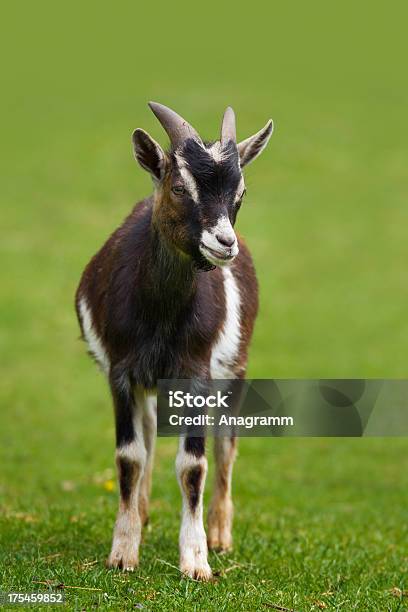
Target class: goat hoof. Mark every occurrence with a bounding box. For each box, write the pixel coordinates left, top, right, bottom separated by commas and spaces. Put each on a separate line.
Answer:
207, 506, 233, 552
181, 561, 212, 582
180, 543, 212, 581
106, 542, 139, 571
207, 533, 233, 552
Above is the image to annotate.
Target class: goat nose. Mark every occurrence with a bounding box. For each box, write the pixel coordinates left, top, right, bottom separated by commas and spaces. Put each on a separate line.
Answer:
216, 233, 235, 248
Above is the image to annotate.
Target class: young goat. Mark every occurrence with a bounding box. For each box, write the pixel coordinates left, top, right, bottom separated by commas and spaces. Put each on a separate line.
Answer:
75, 102, 273, 580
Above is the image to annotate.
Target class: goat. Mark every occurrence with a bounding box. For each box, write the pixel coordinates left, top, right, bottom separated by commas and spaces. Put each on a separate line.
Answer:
75, 102, 273, 580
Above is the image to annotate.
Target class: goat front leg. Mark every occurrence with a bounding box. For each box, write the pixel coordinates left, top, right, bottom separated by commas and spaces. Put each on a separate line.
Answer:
207, 436, 237, 552
176, 436, 212, 581
107, 375, 146, 571
138, 395, 156, 526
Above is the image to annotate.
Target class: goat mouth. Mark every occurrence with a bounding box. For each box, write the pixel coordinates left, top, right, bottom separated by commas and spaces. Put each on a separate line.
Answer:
199, 242, 238, 265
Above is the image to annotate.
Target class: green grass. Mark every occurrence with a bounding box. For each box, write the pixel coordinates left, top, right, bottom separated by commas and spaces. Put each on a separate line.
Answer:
1, 1, 408, 610
1, 438, 407, 611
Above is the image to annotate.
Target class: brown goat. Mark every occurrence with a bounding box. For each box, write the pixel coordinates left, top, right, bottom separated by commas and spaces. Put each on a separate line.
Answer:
76, 102, 273, 579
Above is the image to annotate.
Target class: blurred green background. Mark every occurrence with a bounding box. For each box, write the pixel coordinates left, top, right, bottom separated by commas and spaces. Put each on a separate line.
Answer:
1, 2, 407, 610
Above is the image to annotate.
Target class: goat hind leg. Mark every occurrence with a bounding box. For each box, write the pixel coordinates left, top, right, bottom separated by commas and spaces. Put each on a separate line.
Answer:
208, 378, 242, 552
207, 436, 237, 552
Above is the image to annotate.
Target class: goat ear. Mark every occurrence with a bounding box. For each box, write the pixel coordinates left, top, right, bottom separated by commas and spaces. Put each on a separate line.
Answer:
237, 120, 274, 168
132, 128, 167, 182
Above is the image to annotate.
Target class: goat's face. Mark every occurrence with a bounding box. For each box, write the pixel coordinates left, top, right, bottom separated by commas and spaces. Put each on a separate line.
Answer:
133, 103, 273, 269
163, 139, 244, 267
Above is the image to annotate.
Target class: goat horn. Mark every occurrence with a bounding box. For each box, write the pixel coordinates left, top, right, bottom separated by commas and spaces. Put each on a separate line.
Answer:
148, 101, 202, 149
221, 106, 236, 144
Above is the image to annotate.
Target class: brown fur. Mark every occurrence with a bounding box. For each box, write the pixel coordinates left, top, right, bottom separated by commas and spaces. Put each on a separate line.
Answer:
182, 465, 204, 513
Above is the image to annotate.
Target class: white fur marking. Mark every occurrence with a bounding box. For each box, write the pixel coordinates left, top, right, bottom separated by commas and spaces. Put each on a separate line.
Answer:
176, 441, 211, 580
174, 151, 199, 202
208, 141, 225, 163
200, 216, 239, 266
116, 439, 146, 464
108, 440, 146, 571
210, 267, 241, 379
79, 296, 110, 374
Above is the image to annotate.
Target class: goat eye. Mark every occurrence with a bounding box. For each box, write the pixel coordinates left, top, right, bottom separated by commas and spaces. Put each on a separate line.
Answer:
172, 185, 185, 195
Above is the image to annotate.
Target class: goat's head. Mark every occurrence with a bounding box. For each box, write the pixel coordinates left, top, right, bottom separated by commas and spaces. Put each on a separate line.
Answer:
132, 102, 273, 269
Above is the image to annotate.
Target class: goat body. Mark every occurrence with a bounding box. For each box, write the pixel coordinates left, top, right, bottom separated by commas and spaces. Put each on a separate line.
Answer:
75, 102, 273, 579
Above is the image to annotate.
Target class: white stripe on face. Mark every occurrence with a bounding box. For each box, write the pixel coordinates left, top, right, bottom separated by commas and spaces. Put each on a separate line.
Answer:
176, 142, 244, 207
174, 151, 199, 203
208, 142, 244, 198
208, 141, 225, 163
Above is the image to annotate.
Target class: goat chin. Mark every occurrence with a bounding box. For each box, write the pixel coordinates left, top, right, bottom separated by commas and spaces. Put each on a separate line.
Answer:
199, 245, 238, 268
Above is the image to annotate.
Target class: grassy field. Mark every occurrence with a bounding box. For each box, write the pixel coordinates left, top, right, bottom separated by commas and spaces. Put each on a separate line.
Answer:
1, 1, 408, 610
1, 438, 407, 611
